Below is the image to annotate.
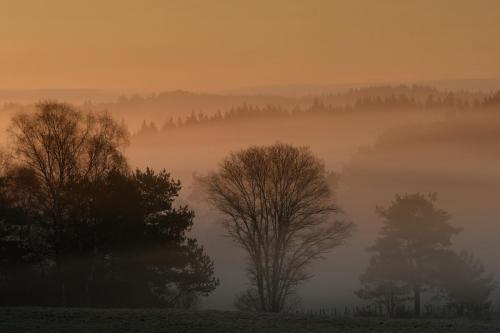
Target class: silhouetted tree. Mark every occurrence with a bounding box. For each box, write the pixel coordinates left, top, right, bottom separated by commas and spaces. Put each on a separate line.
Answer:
357, 193, 461, 317
0, 102, 218, 307
66, 168, 219, 308
8, 101, 129, 254
206, 143, 353, 312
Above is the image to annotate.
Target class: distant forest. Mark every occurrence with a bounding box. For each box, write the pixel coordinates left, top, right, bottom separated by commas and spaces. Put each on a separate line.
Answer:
129, 86, 500, 137
2, 86, 500, 139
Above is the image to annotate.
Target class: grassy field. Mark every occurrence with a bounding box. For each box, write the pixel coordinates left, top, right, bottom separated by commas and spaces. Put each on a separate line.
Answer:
0, 307, 499, 333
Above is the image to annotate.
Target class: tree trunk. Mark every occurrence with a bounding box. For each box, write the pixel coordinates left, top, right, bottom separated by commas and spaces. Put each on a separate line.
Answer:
413, 285, 421, 317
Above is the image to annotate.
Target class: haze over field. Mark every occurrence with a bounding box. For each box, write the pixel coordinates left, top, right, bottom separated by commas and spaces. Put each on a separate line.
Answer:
1, 87, 499, 311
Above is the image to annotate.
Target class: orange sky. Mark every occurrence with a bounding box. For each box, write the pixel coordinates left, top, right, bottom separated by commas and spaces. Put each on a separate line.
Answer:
1, 0, 500, 92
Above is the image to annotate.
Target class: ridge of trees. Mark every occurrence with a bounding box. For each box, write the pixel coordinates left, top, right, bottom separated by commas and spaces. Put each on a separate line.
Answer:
133, 88, 500, 138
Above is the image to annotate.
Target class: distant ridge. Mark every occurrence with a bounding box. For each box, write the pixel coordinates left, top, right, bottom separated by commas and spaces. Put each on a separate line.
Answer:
0, 89, 120, 104
2, 79, 500, 106
220, 79, 500, 97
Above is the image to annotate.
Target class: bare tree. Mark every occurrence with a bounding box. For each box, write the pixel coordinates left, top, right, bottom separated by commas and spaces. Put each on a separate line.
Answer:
206, 143, 353, 312
8, 101, 129, 251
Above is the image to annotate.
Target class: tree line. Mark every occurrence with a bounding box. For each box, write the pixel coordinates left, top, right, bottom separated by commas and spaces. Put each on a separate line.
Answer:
134, 91, 500, 138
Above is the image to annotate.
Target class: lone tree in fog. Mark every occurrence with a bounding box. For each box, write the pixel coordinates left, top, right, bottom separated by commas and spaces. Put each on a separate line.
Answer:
206, 143, 353, 312
357, 193, 461, 317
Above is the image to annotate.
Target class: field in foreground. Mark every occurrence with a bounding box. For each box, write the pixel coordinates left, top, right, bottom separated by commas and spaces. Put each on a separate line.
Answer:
0, 307, 499, 333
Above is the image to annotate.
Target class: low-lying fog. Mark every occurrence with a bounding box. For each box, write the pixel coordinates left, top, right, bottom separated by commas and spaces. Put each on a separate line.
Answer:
1, 86, 499, 310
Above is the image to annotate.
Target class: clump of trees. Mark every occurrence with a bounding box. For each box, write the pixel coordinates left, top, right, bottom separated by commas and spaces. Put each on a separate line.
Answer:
0, 102, 218, 308
206, 143, 353, 312
357, 193, 495, 318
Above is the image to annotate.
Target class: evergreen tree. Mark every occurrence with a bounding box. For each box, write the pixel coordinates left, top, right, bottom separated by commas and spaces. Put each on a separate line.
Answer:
357, 193, 460, 316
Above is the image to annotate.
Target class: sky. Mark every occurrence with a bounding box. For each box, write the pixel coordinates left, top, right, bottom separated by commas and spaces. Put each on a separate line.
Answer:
1, 0, 500, 92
